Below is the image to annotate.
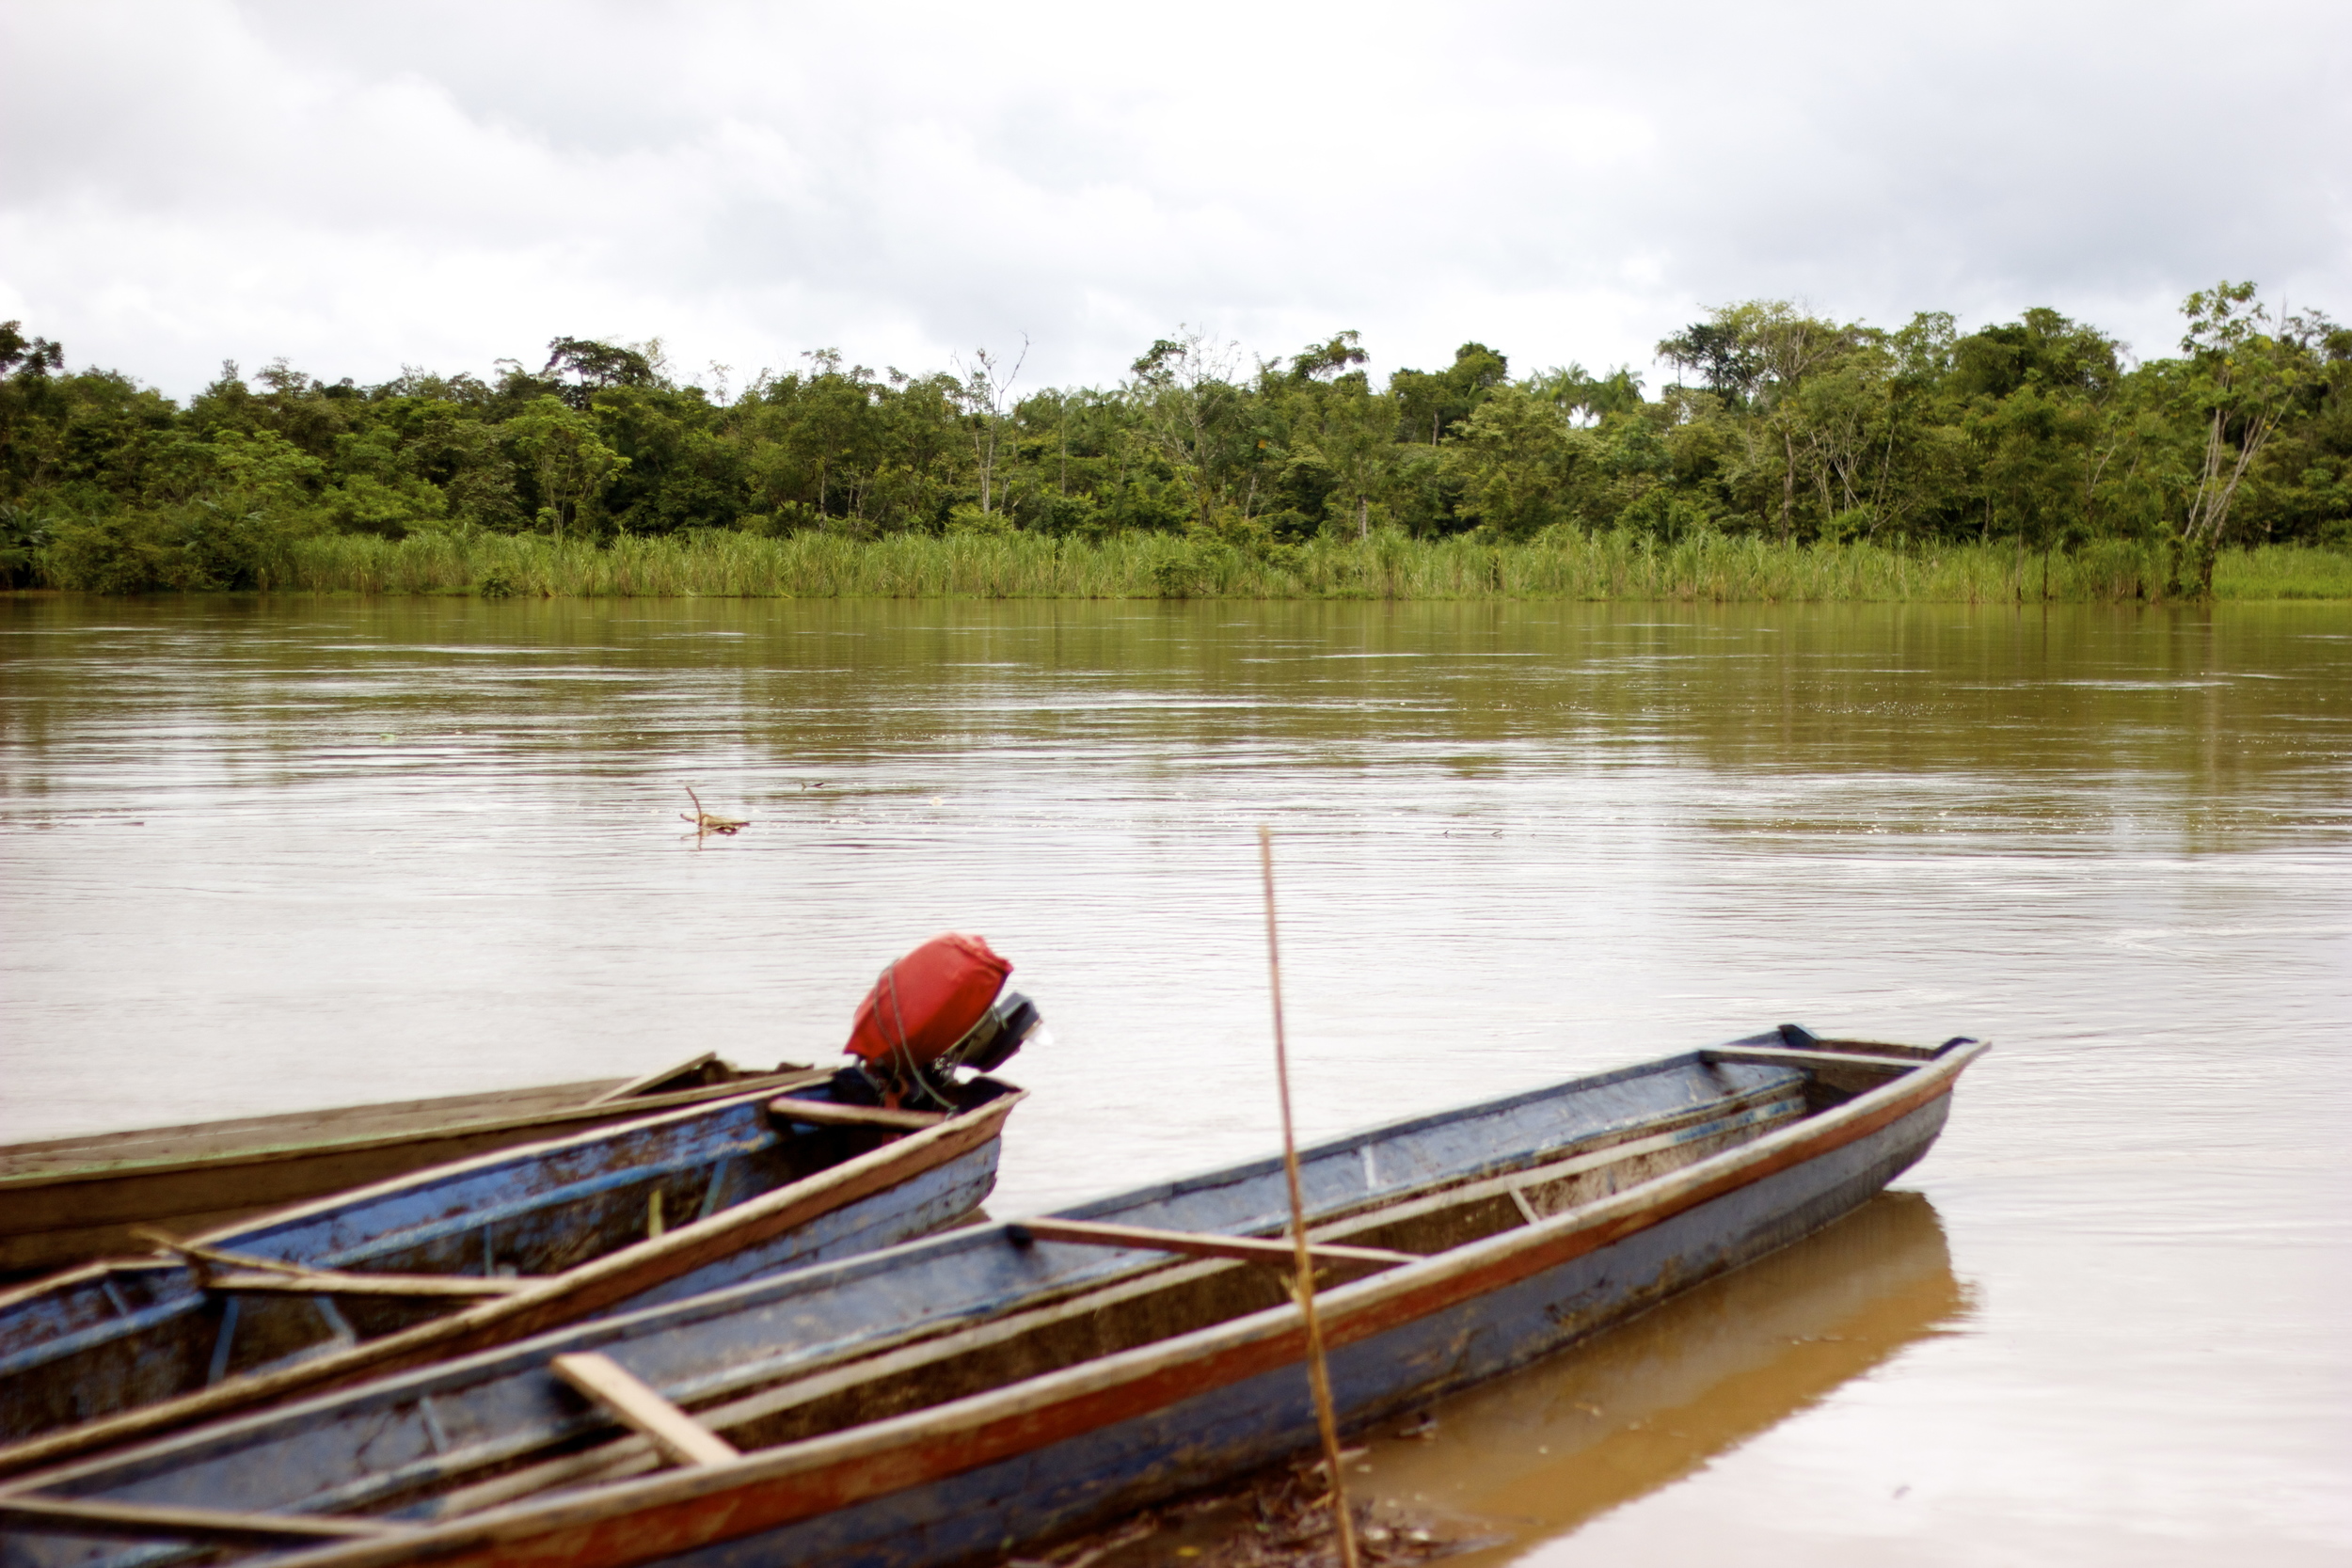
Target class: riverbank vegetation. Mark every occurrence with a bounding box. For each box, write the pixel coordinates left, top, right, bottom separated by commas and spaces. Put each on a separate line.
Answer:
3, 283, 2346, 600
222, 531, 2352, 602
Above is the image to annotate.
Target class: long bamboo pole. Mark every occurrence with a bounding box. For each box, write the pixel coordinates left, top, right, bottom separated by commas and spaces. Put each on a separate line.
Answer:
1258, 826, 1360, 1568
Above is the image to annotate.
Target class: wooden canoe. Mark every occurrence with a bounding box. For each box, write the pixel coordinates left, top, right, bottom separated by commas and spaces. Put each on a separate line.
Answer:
0, 1073, 1024, 1481
0, 1056, 827, 1280
0, 1026, 1981, 1568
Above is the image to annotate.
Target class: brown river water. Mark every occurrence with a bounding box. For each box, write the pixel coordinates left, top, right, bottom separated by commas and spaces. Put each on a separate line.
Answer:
3, 595, 2347, 1563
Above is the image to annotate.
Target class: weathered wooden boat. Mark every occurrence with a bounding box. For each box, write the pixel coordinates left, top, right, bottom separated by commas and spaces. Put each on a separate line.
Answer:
0, 1056, 828, 1281
0, 1066, 1025, 1482
0, 1025, 1980, 1568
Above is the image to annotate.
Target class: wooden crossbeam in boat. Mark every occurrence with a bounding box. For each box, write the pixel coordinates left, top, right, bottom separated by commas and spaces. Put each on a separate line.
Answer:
0, 1496, 409, 1544
134, 1229, 535, 1300
205, 1270, 530, 1300
589, 1053, 722, 1106
1007, 1219, 1416, 1271
1700, 1048, 1922, 1074
766, 1098, 946, 1132
550, 1354, 739, 1469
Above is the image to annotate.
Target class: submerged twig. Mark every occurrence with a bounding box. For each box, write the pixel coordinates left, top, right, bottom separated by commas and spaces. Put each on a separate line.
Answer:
680, 786, 749, 843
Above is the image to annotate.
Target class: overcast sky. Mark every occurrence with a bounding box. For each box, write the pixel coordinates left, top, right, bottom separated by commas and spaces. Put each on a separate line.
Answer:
3, 0, 2345, 400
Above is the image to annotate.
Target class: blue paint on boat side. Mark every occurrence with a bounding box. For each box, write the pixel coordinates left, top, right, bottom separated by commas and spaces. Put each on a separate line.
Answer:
612, 1140, 1004, 1314
226, 1100, 790, 1269
0, 1299, 196, 1384
0, 1056, 1807, 1564
637, 1099, 1951, 1568
283, 1130, 781, 1272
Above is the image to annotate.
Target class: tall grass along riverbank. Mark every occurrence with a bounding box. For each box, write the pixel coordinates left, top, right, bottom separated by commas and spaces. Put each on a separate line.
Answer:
198, 531, 2352, 602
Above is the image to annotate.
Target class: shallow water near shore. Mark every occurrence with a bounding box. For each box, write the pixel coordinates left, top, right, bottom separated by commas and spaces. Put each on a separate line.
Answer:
3, 594, 2347, 1563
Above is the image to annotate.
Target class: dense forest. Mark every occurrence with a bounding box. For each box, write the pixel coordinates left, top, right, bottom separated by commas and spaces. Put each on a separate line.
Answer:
1, 283, 2345, 596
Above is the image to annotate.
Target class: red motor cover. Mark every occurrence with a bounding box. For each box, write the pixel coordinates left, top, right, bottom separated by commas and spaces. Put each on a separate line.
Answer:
846, 933, 1012, 1068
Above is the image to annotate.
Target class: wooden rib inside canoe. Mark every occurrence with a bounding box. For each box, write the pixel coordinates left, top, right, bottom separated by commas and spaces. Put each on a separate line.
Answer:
132, 1233, 538, 1301
199, 1274, 532, 1303
549, 1355, 739, 1469
1700, 1047, 1922, 1097
0, 1497, 409, 1544
764, 1100, 946, 1132
1006, 1220, 1416, 1272
586, 1054, 724, 1107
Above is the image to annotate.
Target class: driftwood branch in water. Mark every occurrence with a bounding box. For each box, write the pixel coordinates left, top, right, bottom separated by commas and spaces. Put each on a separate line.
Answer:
680, 786, 749, 842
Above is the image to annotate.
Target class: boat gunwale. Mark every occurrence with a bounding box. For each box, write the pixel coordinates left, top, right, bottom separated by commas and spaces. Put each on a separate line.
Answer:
0, 1085, 624, 1170
0, 1073, 834, 1196
249, 1039, 1985, 1568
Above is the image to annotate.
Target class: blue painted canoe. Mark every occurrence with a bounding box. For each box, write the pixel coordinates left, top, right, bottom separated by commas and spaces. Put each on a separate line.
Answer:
0, 1070, 1024, 1481
0, 1028, 1981, 1568
0, 1056, 827, 1282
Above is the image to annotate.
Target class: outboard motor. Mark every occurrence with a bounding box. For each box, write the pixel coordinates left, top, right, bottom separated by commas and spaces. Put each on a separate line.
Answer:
834, 932, 1043, 1110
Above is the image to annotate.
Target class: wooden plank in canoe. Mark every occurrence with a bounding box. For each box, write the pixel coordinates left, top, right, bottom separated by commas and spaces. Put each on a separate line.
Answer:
550, 1354, 739, 1467
133, 1230, 537, 1300
0, 1495, 409, 1544
588, 1055, 721, 1106
1700, 1047, 1922, 1095
1007, 1219, 1415, 1271
766, 1099, 946, 1132
204, 1272, 529, 1301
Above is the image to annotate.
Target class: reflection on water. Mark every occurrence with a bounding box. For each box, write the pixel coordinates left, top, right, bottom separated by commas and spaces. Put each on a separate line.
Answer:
3, 595, 2348, 1563
1109, 1191, 1964, 1566
1365, 1192, 1964, 1561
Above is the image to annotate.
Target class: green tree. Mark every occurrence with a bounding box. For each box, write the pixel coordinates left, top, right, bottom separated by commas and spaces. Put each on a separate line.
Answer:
2167, 282, 2318, 592
1392, 342, 1508, 446
953, 340, 1027, 520
1447, 386, 1598, 539
506, 397, 627, 537
1127, 328, 1247, 531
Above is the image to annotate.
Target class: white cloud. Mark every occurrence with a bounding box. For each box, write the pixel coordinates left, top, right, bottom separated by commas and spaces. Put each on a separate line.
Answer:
2, 0, 2344, 398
